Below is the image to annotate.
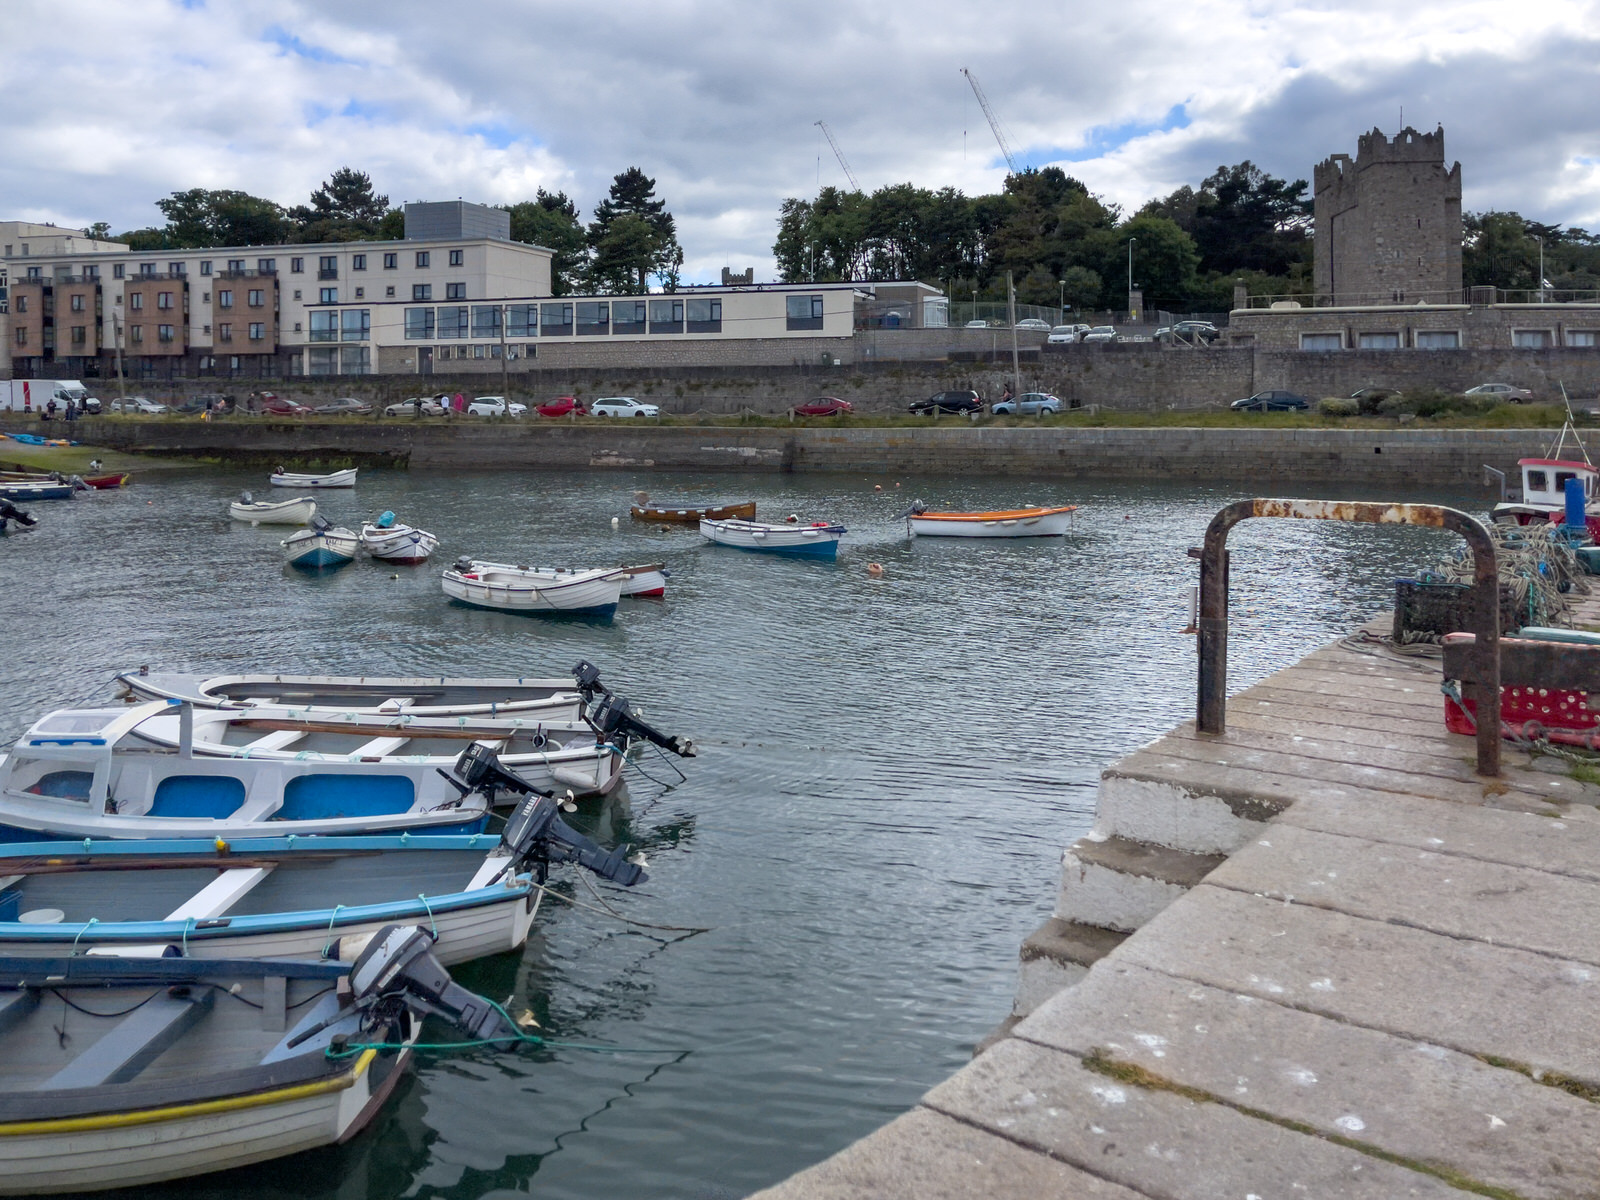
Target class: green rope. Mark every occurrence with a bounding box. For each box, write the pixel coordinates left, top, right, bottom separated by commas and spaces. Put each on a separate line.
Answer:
323, 998, 674, 1060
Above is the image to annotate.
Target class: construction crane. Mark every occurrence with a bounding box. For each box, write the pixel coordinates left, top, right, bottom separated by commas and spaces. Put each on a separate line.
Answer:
814, 120, 860, 192
961, 68, 1019, 176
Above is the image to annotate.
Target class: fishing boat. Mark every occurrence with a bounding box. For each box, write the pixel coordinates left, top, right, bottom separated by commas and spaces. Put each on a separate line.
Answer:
81, 472, 131, 489
0, 936, 515, 1193
631, 499, 755, 524
699, 517, 846, 559
443, 558, 625, 618
0, 481, 75, 502
270, 466, 357, 488
114, 667, 589, 720
1491, 390, 1600, 539
283, 518, 360, 568
905, 502, 1079, 538
229, 492, 316, 525
360, 511, 440, 564
0, 702, 495, 840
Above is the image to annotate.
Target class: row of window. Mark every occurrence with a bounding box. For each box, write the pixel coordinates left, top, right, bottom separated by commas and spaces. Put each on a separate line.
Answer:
308, 310, 372, 343
83, 248, 468, 281
307, 346, 373, 376
1301, 329, 1599, 350
402, 298, 726, 340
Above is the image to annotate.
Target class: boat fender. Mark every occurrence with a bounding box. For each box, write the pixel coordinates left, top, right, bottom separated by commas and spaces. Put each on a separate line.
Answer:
812, 522, 829, 528
786, 514, 800, 523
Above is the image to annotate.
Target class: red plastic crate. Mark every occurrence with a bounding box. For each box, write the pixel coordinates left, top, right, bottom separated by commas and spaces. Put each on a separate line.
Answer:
1445, 685, 1600, 735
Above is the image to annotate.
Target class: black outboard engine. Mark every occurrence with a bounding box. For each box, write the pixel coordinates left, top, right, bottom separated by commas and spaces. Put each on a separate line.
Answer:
311, 514, 332, 532
447, 743, 648, 887
0, 499, 38, 530
570, 660, 695, 758
238, 490, 254, 504
452, 555, 475, 573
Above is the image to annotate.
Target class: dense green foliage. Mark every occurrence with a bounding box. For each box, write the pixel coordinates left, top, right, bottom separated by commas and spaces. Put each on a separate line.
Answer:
1463, 212, 1600, 290
584, 168, 682, 294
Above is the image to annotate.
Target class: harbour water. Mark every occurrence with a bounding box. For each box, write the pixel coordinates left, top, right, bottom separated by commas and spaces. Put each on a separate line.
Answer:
0, 467, 1479, 1199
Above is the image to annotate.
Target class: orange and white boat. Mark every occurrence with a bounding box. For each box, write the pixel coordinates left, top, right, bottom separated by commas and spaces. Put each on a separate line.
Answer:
906, 502, 1078, 538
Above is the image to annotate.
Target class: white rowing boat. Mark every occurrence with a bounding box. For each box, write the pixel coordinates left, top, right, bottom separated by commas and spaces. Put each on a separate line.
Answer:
360, 511, 440, 563
699, 518, 846, 558
229, 493, 316, 525
282, 520, 359, 568
269, 467, 357, 488
906, 503, 1078, 538
442, 559, 625, 618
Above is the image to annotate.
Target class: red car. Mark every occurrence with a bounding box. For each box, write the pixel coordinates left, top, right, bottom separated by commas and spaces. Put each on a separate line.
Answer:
793, 396, 853, 417
537, 396, 587, 418
260, 396, 312, 416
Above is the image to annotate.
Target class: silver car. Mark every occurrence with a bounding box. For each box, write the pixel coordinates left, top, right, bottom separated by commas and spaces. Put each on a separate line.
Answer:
1080, 326, 1120, 344
1464, 382, 1534, 403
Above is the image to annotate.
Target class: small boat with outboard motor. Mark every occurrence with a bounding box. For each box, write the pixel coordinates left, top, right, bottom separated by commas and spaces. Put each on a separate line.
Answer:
229, 491, 316, 525
269, 466, 357, 488
360, 510, 440, 563
699, 517, 846, 558
283, 516, 359, 568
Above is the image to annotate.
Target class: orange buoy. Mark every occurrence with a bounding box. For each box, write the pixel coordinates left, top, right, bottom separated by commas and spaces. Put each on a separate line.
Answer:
867, 562, 885, 577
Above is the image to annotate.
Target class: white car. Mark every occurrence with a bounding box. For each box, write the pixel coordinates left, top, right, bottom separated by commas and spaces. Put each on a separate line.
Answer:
384, 397, 447, 417
1047, 324, 1090, 344
110, 396, 167, 414
591, 396, 661, 418
1015, 318, 1052, 331
466, 396, 527, 417
963, 319, 989, 329
1080, 326, 1120, 344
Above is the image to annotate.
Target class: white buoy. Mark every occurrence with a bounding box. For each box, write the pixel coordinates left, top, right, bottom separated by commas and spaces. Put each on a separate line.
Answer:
611, 516, 619, 530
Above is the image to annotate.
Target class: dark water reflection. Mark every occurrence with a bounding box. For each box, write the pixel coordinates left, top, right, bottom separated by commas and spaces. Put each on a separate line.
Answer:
0, 466, 1484, 1199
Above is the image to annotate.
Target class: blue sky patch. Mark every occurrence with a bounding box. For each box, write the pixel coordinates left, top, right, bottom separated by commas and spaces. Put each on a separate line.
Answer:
264, 25, 359, 66
1050, 103, 1192, 163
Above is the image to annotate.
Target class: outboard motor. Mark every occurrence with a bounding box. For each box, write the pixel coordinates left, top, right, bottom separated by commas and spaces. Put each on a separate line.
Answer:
0, 499, 38, 530
311, 514, 332, 532
452, 555, 475, 573
238, 490, 254, 504
570, 660, 695, 757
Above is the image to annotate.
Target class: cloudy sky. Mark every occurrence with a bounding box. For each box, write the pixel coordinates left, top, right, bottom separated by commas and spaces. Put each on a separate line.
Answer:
3, 0, 1596, 283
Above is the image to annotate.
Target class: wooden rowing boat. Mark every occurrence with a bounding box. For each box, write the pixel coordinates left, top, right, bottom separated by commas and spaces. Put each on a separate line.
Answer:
906, 504, 1079, 538
631, 500, 755, 524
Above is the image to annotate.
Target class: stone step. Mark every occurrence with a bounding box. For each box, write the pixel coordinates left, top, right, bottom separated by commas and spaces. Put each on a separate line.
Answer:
1014, 917, 1127, 1018
1056, 834, 1227, 933
1096, 762, 1289, 855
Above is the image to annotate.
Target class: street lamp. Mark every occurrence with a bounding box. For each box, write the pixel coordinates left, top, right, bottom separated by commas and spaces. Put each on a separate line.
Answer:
1059, 278, 1066, 325
1533, 235, 1545, 303
1126, 237, 1137, 322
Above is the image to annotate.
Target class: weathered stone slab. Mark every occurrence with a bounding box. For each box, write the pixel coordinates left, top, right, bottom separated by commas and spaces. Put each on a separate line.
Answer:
1014, 960, 1600, 1200
1278, 790, 1600, 880
744, 1105, 1150, 1200
1114, 884, 1600, 1085
1208, 821, 1600, 964
925, 1036, 1464, 1198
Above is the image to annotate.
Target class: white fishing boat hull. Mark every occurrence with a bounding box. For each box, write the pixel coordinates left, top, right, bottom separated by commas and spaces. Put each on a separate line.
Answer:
620, 563, 668, 597
114, 670, 585, 720
443, 561, 624, 617
229, 497, 316, 525
699, 519, 845, 558
269, 468, 357, 488
283, 527, 360, 567
908, 506, 1077, 538
360, 523, 440, 563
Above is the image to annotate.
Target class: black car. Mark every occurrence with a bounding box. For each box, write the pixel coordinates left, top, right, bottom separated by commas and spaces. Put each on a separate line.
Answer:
174, 393, 231, 414
1172, 320, 1221, 344
1230, 390, 1310, 412
910, 389, 983, 415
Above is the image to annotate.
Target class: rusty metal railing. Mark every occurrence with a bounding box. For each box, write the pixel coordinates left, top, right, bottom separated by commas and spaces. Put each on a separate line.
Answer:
1195, 499, 1501, 777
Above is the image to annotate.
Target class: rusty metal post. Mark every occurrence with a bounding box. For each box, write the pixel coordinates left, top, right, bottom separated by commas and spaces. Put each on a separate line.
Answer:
1195, 499, 1500, 776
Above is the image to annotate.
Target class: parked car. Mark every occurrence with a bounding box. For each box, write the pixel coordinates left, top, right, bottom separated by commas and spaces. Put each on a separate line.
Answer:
1464, 382, 1534, 403
466, 396, 528, 417
1047, 324, 1090, 345
1080, 326, 1120, 344
591, 396, 661, 418
537, 396, 587, 418
991, 392, 1064, 416
792, 396, 853, 417
1231, 390, 1311, 412
963, 319, 990, 329
109, 396, 167, 415
259, 396, 312, 416
1347, 386, 1401, 413
172, 393, 229, 415
910, 389, 984, 415
384, 397, 447, 417
313, 397, 373, 416
1014, 318, 1052, 332
1173, 320, 1222, 343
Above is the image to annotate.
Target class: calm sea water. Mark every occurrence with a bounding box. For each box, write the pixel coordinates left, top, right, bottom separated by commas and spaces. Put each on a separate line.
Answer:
0, 465, 1480, 1199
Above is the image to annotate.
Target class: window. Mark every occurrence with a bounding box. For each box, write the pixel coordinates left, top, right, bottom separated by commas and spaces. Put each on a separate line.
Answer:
1357, 332, 1400, 350
340, 309, 370, 341
352, 254, 366, 271
540, 302, 573, 336
25, 266, 40, 278
448, 249, 463, 267
13, 328, 24, 347
686, 297, 722, 333
575, 301, 609, 335
1569, 330, 1598, 347
785, 293, 824, 330
199, 261, 212, 276
157, 292, 173, 310
70, 325, 86, 345
113, 264, 125, 279
473, 343, 486, 359
309, 311, 338, 342
248, 289, 264, 306
1527, 469, 1549, 492
319, 255, 338, 280
385, 286, 395, 297
202, 291, 210, 304
293, 322, 301, 332
203, 324, 210, 334
308, 347, 338, 376
354, 287, 364, 298
383, 253, 397, 269
415, 251, 430, 268
140, 263, 156, 276
290, 257, 304, 273
437, 306, 468, 338
508, 304, 537, 337
14, 296, 25, 313
1416, 330, 1460, 349
649, 298, 683, 333
472, 305, 502, 337
292, 290, 301, 300
446, 282, 466, 299
169, 261, 186, 276
258, 258, 275, 273
249, 322, 265, 341
217, 323, 231, 341
129, 293, 143, 310
157, 324, 175, 342
217, 290, 232, 309
83, 265, 99, 281
613, 299, 646, 334
339, 345, 371, 375
227, 259, 245, 273
412, 284, 432, 301
1514, 329, 1553, 348
130, 326, 144, 344
320, 288, 338, 304
70, 294, 85, 312
405, 308, 436, 339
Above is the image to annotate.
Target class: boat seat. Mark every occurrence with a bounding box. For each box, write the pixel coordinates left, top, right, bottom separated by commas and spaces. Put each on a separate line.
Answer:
376, 697, 414, 713
276, 773, 416, 820
346, 736, 410, 759
43, 989, 215, 1089
240, 729, 307, 752
164, 865, 274, 921
147, 775, 246, 819
0, 989, 40, 1040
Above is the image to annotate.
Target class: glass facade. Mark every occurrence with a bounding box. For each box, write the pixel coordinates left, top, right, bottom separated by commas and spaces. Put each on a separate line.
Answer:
541, 302, 573, 336
471, 306, 502, 338
575, 302, 609, 335
437, 306, 468, 338
405, 308, 436, 339
508, 304, 537, 337
309, 311, 338, 342
341, 310, 370, 342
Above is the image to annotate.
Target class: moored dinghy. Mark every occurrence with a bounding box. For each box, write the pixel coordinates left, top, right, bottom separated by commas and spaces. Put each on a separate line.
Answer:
632, 499, 756, 524
905, 501, 1079, 538
361, 509, 440, 563
229, 491, 316, 525
699, 517, 846, 559
270, 465, 357, 488
443, 557, 625, 618
283, 516, 359, 568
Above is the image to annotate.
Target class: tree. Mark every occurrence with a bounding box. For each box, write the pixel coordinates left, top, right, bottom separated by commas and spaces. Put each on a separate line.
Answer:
150, 189, 289, 247
1059, 265, 1102, 310
503, 190, 588, 294
288, 168, 389, 242
586, 168, 681, 293
83, 222, 112, 240
1144, 162, 1310, 277
1113, 215, 1201, 308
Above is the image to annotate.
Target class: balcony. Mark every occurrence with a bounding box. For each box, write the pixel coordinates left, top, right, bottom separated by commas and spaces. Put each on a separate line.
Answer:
318, 269, 338, 281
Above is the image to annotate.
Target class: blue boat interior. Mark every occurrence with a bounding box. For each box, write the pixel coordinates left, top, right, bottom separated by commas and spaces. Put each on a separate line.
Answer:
148, 775, 247, 819
277, 773, 416, 820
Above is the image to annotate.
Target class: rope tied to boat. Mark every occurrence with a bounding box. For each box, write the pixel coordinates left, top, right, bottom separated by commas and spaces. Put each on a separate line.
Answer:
321, 905, 346, 958
417, 894, 438, 939
323, 997, 679, 1060
70, 917, 99, 956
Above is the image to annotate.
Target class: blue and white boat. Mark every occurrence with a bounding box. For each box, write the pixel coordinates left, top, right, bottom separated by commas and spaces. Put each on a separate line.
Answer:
0, 480, 76, 502
699, 517, 846, 559
283, 517, 359, 568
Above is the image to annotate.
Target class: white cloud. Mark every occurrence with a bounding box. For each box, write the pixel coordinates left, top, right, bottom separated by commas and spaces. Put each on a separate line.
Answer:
2, 0, 1596, 280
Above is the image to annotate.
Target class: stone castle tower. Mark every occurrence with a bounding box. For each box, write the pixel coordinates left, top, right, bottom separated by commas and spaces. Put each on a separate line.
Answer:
1313, 126, 1462, 304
